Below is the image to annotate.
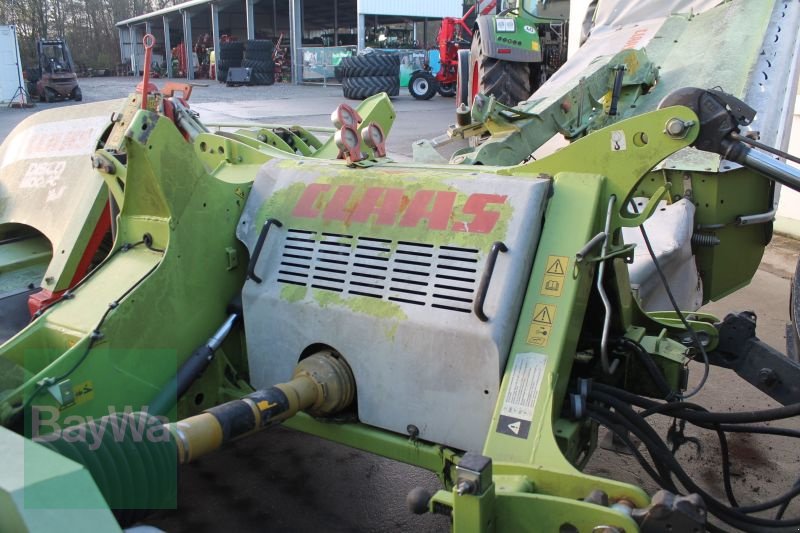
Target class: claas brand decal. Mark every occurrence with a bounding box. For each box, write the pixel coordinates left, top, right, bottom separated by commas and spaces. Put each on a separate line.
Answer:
291, 184, 507, 234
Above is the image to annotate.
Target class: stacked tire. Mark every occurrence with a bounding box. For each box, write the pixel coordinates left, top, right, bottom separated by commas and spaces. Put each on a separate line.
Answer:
339, 53, 399, 100
242, 40, 276, 86
217, 42, 244, 82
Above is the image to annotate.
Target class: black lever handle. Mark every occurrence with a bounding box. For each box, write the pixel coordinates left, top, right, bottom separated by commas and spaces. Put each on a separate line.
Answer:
247, 218, 283, 283
474, 241, 507, 322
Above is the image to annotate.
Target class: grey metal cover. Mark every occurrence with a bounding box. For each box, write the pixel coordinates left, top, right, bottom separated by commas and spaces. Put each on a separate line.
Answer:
238, 160, 550, 452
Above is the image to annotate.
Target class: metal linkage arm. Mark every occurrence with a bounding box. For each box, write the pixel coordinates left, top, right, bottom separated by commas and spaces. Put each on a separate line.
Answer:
710, 312, 800, 405
660, 87, 800, 192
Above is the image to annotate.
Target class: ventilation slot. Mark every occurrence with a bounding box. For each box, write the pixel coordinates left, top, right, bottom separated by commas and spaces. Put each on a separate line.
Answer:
277, 229, 316, 286
276, 232, 482, 315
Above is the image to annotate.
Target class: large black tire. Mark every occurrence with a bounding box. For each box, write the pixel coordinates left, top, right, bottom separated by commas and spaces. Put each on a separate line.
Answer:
251, 70, 276, 86
788, 256, 800, 362
217, 65, 229, 82
339, 54, 399, 78
219, 42, 244, 63
242, 58, 274, 71
469, 30, 531, 107
437, 82, 456, 97
218, 42, 243, 82
244, 39, 275, 61
241, 58, 275, 86
408, 71, 437, 100
342, 76, 399, 99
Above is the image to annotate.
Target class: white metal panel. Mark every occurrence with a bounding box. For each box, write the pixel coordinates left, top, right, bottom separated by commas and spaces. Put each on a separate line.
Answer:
238, 160, 550, 452
358, 0, 461, 18
0, 26, 24, 104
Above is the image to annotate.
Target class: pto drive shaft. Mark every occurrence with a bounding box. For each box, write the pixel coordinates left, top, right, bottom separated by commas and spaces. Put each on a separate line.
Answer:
168, 350, 355, 463
35, 351, 355, 524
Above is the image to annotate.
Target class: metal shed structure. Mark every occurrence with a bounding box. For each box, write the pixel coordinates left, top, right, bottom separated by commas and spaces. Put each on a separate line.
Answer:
116, 0, 462, 83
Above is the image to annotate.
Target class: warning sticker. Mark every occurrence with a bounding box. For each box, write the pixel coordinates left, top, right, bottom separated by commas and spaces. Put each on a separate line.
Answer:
73, 380, 94, 405
496, 352, 548, 439
611, 130, 627, 151
532, 303, 555, 325
545, 256, 567, 276
541, 255, 568, 297
527, 322, 552, 347
527, 303, 556, 347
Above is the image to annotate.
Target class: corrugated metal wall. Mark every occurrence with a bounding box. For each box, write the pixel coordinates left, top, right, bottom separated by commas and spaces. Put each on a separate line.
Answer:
357, 0, 462, 18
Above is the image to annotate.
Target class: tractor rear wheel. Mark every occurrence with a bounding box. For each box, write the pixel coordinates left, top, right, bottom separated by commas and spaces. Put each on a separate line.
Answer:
408, 71, 437, 100
469, 30, 531, 107
437, 82, 456, 97
789, 256, 800, 362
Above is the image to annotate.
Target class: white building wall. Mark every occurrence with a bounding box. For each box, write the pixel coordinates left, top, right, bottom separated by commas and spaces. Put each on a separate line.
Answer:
0, 25, 24, 104
775, 91, 800, 237
357, 0, 461, 18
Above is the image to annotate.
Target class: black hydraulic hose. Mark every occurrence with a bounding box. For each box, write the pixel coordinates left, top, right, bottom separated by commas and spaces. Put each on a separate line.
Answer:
591, 389, 736, 509
641, 398, 800, 425
594, 382, 800, 425
588, 403, 800, 530
616, 337, 675, 400
589, 390, 677, 487
586, 409, 670, 489
149, 313, 239, 416
710, 424, 800, 439
776, 479, 800, 520
590, 394, 800, 528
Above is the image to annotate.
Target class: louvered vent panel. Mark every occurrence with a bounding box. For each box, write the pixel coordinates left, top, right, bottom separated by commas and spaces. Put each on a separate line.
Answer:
276, 229, 480, 314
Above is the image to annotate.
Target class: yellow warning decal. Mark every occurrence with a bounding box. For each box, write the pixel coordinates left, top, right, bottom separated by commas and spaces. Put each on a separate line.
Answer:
540, 255, 568, 297
527, 303, 556, 347
532, 41, 540, 51
73, 380, 94, 405
257, 400, 277, 411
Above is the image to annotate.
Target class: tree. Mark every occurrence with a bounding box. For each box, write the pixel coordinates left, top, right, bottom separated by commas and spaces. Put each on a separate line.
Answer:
0, 0, 179, 70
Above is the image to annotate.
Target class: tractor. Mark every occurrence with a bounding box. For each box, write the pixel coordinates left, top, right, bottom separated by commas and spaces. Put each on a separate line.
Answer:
2, 1, 800, 531
25, 38, 82, 103
463, 0, 569, 106
408, 3, 484, 100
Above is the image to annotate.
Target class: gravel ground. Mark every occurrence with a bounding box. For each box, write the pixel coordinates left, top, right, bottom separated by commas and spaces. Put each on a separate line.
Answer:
2, 77, 800, 531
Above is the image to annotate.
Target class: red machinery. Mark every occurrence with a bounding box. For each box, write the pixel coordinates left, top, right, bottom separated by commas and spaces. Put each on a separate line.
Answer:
408, 2, 495, 100
171, 33, 214, 79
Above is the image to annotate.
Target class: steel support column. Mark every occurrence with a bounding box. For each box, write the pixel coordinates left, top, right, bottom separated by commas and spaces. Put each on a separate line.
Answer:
246, 0, 255, 40
145, 21, 152, 37
118, 28, 125, 63
289, 0, 302, 84
183, 10, 193, 80
334, 0, 338, 46
357, 0, 365, 52
129, 25, 137, 75
163, 16, 173, 78
273, 0, 278, 37
211, 3, 221, 81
